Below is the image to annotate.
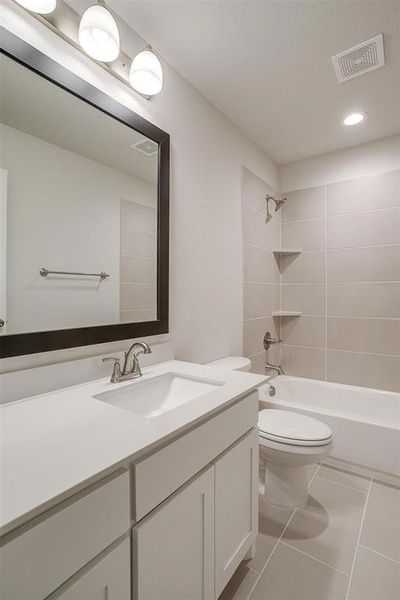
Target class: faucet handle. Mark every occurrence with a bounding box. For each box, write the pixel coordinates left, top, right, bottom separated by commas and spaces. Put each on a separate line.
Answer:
263, 331, 282, 350
102, 357, 121, 383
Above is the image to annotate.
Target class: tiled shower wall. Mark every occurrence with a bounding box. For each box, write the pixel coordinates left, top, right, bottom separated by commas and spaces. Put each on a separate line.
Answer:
280, 169, 400, 392
242, 167, 400, 392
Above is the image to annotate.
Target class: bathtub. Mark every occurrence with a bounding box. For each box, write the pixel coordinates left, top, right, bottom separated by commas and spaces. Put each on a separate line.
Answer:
259, 376, 400, 479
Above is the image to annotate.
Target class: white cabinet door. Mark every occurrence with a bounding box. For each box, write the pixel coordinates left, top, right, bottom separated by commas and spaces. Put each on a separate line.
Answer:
51, 537, 130, 600
133, 466, 215, 600
214, 428, 259, 597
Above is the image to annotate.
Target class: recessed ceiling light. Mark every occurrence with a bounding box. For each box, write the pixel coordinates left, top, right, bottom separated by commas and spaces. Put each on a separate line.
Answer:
341, 112, 367, 127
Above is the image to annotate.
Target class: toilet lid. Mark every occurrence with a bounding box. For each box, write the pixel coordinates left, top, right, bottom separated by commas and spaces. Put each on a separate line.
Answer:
258, 409, 332, 446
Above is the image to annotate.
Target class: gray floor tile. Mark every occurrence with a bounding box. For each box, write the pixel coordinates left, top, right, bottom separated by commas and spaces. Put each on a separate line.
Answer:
282, 476, 366, 574
246, 499, 293, 572
348, 546, 400, 600
250, 542, 349, 600
218, 563, 259, 600
318, 465, 370, 492
360, 481, 400, 562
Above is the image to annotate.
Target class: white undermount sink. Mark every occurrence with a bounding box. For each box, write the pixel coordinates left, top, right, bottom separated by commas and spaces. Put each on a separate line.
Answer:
94, 372, 224, 418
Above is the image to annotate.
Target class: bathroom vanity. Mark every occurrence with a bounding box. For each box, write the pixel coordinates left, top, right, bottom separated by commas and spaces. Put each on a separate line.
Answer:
0, 361, 265, 600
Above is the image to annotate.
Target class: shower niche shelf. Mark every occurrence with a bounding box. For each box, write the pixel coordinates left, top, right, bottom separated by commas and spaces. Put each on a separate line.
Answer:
272, 311, 302, 317
273, 248, 303, 256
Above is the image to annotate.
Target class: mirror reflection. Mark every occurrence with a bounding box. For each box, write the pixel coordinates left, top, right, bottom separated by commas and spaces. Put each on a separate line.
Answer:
0, 54, 158, 336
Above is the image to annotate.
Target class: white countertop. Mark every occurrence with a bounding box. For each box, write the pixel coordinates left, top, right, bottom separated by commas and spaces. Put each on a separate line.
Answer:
0, 360, 266, 536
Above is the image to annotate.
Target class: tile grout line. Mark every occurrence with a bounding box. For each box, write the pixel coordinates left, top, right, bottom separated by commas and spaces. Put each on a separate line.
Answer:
244, 463, 322, 600
357, 543, 400, 565
315, 475, 369, 495
345, 478, 373, 600
324, 184, 328, 381
279, 541, 349, 578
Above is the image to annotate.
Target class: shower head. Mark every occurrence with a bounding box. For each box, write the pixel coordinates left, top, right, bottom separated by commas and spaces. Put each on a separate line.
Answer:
265, 195, 286, 221
274, 198, 286, 211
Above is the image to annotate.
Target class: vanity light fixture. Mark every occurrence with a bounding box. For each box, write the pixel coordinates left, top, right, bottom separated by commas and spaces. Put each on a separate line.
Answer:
129, 47, 163, 96
14, 0, 56, 14
341, 112, 367, 126
78, 1, 120, 63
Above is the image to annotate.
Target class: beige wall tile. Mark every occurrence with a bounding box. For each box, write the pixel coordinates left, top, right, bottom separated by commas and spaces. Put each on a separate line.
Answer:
120, 283, 156, 311
327, 317, 400, 355
244, 282, 279, 319
328, 282, 400, 318
243, 243, 280, 283
120, 255, 156, 284
327, 350, 399, 392
328, 245, 400, 283
120, 228, 156, 258
120, 199, 156, 232
249, 351, 267, 375
282, 218, 326, 251
281, 251, 326, 284
281, 346, 326, 379
242, 166, 279, 214
327, 170, 400, 216
266, 219, 281, 250
280, 315, 326, 348
328, 208, 400, 249
282, 284, 325, 315
244, 316, 279, 357
242, 205, 268, 248
281, 186, 326, 223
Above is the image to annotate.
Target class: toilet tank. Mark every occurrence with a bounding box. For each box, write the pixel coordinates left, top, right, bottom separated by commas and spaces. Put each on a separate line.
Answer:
206, 356, 251, 372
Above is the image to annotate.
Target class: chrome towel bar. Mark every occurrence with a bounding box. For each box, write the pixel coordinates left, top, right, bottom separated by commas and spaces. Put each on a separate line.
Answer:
39, 267, 110, 280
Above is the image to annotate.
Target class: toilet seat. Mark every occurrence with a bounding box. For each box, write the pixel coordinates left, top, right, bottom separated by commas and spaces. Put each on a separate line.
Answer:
258, 409, 333, 447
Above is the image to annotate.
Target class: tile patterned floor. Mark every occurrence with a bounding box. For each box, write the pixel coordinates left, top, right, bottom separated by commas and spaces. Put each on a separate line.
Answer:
219, 464, 400, 600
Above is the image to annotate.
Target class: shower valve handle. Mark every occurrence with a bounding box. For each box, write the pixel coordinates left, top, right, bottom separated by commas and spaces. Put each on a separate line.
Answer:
263, 331, 282, 350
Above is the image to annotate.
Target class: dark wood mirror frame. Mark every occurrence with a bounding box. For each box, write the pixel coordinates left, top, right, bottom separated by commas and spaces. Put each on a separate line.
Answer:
0, 28, 169, 358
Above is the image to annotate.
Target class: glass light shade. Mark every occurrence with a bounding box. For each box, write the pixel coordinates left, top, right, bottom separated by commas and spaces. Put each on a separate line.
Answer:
129, 49, 163, 96
78, 5, 120, 63
15, 0, 57, 14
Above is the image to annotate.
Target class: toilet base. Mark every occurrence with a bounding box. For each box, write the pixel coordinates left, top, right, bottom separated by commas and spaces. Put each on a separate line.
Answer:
263, 462, 309, 508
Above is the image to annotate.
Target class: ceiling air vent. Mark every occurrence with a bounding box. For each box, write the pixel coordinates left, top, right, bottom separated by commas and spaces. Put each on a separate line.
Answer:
331, 34, 385, 83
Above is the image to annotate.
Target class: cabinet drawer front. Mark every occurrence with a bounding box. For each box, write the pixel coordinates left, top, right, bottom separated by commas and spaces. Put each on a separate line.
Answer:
1, 470, 130, 600
134, 392, 258, 520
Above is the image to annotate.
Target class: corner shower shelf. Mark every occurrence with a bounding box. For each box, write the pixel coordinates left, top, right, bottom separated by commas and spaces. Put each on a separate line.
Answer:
273, 248, 303, 256
272, 311, 302, 317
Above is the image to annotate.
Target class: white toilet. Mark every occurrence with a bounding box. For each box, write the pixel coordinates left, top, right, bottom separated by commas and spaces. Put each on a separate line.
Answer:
206, 356, 333, 508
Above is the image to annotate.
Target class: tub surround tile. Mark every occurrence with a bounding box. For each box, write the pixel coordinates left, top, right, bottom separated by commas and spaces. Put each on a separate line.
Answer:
327, 207, 400, 249
249, 542, 349, 600
360, 482, 400, 563
282, 477, 367, 574
347, 545, 400, 600
281, 346, 326, 380
120, 199, 156, 233
282, 218, 326, 251
243, 244, 280, 283
281, 186, 326, 223
120, 228, 156, 258
120, 283, 156, 311
327, 244, 400, 283
282, 284, 326, 316
280, 316, 326, 348
242, 167, 279, 215
281, 251, 326, 284
327, 170, 400, 216
327, 317, 400, 356
244, 283, 280, 319
327, 282, 400, 318
249, 351, 269, 375
244, 317, 279, 358
120, 309, 156, 323
120, 255, 156, 284
327, 350, 400, 393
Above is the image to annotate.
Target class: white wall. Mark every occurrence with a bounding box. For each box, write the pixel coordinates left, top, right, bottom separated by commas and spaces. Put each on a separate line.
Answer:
280, 135, 400, 192
0, 1, 278, 381
1, 123, 155, 334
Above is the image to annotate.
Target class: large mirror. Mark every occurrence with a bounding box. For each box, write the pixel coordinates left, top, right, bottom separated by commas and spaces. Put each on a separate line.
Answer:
0, 30, 169, 358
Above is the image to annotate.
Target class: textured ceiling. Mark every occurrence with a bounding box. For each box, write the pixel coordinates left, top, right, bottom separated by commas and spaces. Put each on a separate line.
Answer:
99, 0, 400, 165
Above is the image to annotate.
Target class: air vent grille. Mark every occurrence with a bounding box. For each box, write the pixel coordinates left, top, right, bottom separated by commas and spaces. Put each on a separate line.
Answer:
130, 139, 158, 157
331, 34, 385, 83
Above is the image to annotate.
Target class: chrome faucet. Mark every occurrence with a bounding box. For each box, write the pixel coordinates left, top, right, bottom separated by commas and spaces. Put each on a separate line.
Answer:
263, 331, 285, 376
265, 363, 285, 376
103, 341, 152, 383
